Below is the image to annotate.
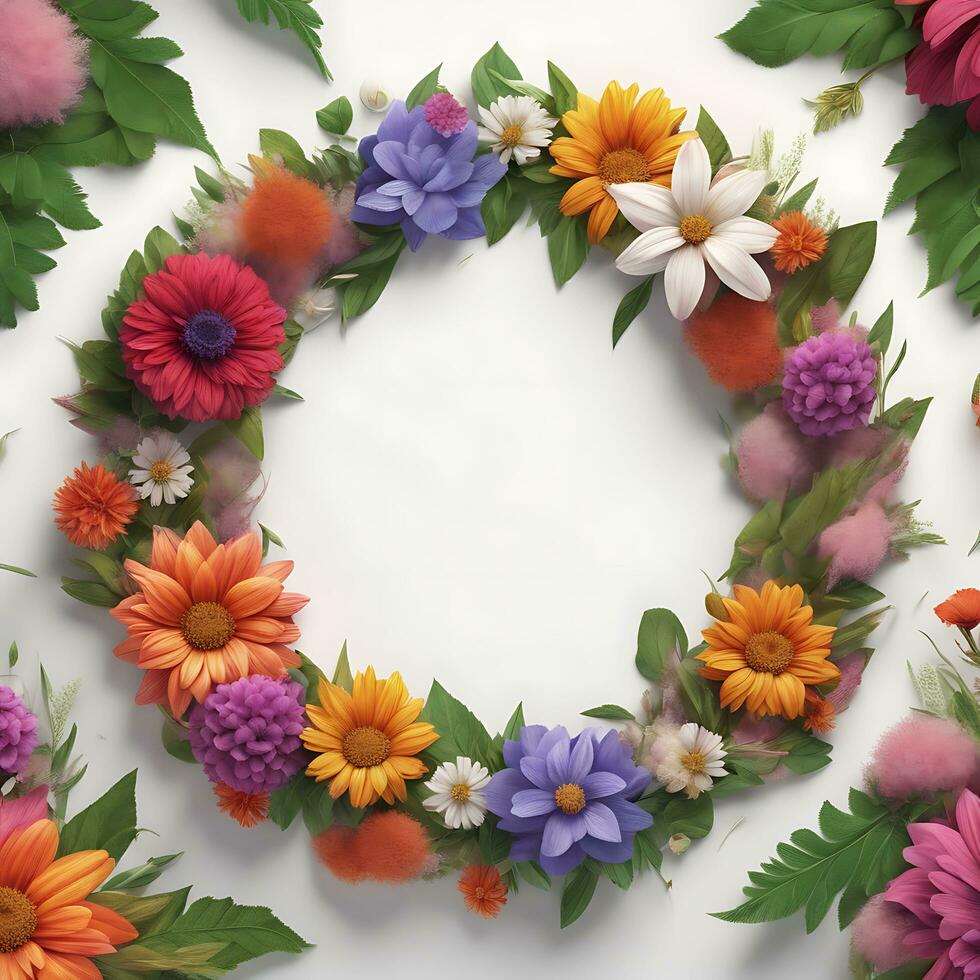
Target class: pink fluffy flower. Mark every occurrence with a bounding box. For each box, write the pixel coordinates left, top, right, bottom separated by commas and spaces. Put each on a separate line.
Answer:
424, 91, 470, 136
885, 788, 980, 976
736, 403, 818, 502
852, 894, 919, 973
867, 715, 977, 801
0, 0, 88, 128
817, 501, 893, 589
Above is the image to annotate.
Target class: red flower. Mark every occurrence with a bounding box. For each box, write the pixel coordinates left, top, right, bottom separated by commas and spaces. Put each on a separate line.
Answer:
121, 252, 286, 422
934, 588, 980, 629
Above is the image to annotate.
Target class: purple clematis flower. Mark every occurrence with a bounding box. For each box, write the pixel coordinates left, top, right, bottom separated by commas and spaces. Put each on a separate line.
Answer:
485, 725, 653, 875
351, 99, 506, 251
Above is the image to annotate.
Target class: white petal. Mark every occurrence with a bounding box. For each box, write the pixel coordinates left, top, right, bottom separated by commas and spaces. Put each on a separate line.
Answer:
671, 138, 711, 217
607, 182, 680, 233
150, 483, 163, 507
664, 244, 706, 321
477, 107, 501, 135
162, 484, 176, 505
702, 237, 772, 301
713, 216, 780, 255
704, 168, 768, 224
615, 227, 683, 276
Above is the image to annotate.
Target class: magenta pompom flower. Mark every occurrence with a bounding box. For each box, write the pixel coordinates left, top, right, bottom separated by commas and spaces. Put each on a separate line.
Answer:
424, 91, 470, 137
189, 675, 308, 795
782, 330, 877, 437
0, 685, 39, 776
0, 0, 88, 129
120, 252, 286, 422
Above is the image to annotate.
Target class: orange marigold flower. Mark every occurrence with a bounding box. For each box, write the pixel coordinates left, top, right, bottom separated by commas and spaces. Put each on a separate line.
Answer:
935, 588, 980, 630
458, 864, 508, 919
802, 691, 836, 734
111, 521, 308, 717
770, 211, 828, 274
0, 818, 138, 976
52, 461, 138, 549
213, 783, 269, 827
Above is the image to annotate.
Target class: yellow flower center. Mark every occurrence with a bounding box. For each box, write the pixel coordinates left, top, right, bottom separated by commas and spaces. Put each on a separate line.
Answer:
450, 782, 471, 801
679, 214, 713, 244
342, 726, 390, 768
554, 782, 586, 815
681, 749, 707, 775
149, 460, 174, 483
598, 148, 650, 186
0, 886, 37, 953
180, 601, 236, 651
744, 630, 795, 674
500, 124, 524, 148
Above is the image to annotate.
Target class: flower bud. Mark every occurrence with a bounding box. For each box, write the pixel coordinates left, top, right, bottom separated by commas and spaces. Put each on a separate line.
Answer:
705, 592, 729, 621
668, 833, 691, 855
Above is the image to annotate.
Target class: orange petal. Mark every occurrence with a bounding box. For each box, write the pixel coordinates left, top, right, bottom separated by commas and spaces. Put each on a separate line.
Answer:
222, 577, 283, 620
0, 819, 57, 891
29, 851, 114, 914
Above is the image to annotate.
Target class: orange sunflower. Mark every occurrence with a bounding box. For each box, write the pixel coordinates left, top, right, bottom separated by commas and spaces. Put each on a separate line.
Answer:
302, 666, 438, 808
697, 581, 838, 720
52, 462, 138, 549
111, 521, 308, 717
0, 818, 137, 978
549, 81, 694, 244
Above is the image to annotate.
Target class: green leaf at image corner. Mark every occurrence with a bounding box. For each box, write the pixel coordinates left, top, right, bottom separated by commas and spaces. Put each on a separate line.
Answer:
234, 0, 331, 79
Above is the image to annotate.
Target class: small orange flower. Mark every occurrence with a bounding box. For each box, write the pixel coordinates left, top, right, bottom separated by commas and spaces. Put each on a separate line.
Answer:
214, 783, 269, 828
770, 211, 828, 274
458, 864, 507, 919
802, 691, 836, 734
935, 589, 980, 630
52, 462, 138, 549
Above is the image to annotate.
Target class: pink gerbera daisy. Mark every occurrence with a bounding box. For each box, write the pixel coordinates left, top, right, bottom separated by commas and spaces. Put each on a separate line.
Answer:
120, 253, 286, 422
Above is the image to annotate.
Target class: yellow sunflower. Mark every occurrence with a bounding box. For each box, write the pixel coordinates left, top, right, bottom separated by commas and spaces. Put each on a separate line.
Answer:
549, 80, 694, 243
697, 581, 838, 720
303, 666, 438, 808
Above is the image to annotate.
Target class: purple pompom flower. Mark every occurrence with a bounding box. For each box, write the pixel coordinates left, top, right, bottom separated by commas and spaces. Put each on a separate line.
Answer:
0, 685, 38, 777
484, 725, 653, 875
189, 674, 308, 795
351, 100, 507, 251
782, 329, 877, 437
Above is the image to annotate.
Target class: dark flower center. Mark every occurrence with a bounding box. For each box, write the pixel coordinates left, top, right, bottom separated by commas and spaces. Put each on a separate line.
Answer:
0, 886, 37, 953
744, 630, 795, 674
181, 601, 236, 651
342, 726, 390, 768
182, 309, 237, 361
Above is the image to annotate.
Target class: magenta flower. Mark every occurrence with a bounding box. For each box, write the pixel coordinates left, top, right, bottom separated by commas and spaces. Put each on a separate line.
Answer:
885, 788, 980, 977
0, 685, 38, 777
899, 0, 980, 129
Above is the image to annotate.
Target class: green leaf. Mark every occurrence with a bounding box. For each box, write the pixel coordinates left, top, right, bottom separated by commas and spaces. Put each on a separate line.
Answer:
612, 276, 654, 348
501, 702, 525, 742
560, 865, 598, 928
340, 239, 406, 319
161, 712, 196, 764
317, 96, 353, 136
695, 107, 732, 172
103, 853, 183, 891
58, 770, 138, 862
581, 704, 635, 721
224, 405, 264, 460
547, 215, 589, 286
269, 771, 320, 831
471, 43, 521, 108
547, 62, 579, 116
331, 641, 353, 692
516, 860, 551, 890
258, 128, 316, 180
481, 175, 527, 247
779, 178, 818, 216
478, 818, 511, 864
420, 680, 495, 769
61, 577, 120, 606
867, 301, 894, 354
234, 0, 330, 78
406, 64, 442, 111
635, 608, 688, 683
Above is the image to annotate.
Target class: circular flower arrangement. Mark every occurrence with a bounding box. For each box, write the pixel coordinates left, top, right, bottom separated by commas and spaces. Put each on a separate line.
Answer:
53, 46, 942, 927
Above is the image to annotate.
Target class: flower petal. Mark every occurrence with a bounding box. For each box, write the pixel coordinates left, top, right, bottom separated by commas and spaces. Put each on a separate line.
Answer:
671, 138, 711, 217
615, 226, 683, 276
704, 167, 768, 224
607, 182, 680, 232
702, 237, 772, 301
664, 244, 706, 320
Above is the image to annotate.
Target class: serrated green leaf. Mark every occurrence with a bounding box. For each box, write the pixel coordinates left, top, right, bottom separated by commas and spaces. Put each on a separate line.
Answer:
58, 770, 138, 861
420, 680, 495, 769
235, 0, 330, 78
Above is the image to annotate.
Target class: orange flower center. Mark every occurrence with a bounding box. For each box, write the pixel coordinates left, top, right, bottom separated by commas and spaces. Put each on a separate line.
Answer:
744, 630, 795, 674
474, 886, 487, 899
342, 726, 390, 768
553, 782, 586, 815
500, 124, 524, 148
681, 749, 707, 775
149, 460, 174, 483
451, 783, 471, 801
181, 601, 236, 651
680, 214, 713, 244
0, 886, 37, 953
598, 148, 650, 186
784, 233, 806, 252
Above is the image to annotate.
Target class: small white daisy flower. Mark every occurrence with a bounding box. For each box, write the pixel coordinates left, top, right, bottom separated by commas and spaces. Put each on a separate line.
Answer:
477, 95, 558, 166
129, 432, 194, 507
422, 755, 491, 830
655, 723, 727, 800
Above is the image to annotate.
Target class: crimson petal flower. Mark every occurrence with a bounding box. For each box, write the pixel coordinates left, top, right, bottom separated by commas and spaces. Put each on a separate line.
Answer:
121, 252, 286, 422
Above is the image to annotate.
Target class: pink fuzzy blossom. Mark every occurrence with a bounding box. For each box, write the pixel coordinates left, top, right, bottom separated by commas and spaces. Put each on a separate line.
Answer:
866, 715, 978, 801
851, 894, 918, 973
424, 92, 470, 136
736, 403, 818, 502
0, 0, 88, 128
200, 438, 263, 541
809, 300, 842, 334
817, 500, 893, 589
825, 651, 867, 712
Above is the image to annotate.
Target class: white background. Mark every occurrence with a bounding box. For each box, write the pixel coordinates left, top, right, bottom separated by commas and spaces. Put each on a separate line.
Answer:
1, 1, 979, 976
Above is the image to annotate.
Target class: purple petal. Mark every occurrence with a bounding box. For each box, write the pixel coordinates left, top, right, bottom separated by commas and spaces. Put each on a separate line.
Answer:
400, 218, 427, 251
448, 182, 488, 208
355, 190, 404, 213
350, 203, 403, 227
471, 153, 507, 187
412, 192, 457, 233
376, 101, 417, 144
484, 768, 531, 818
401, 189, 426, 216
605, 797, 654, 834
423, 160, 475, 193
373, 142, 415, 182
583, 801, 622, 843
567, 733, 595, 783
538, 842, 586, 876
541, 812, 585, 857
441, 206, 486, 241
443, 121, 478, 162
508, 832, 542, 863
376, 179, 418, 198
581, 835, 634, 865
519, 755, 553, 790
545, 738, 571, 785
518, 725, 549, 759
356, 134, 379, 168
581, 771, 627, 799
512, 788, 557, 818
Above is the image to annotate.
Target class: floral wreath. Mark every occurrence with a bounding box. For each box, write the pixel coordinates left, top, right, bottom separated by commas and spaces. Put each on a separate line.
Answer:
718, 591, 980, 980
0, 644, 306, 975
49, 44, 942, 927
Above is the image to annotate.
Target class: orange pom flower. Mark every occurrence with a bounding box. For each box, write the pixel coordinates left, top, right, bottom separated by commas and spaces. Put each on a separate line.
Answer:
213, 783, 269, 828
52, 462, 138, 549
241, 162, 334, 266
111, 521, 308, 717
313, 825, 365, 883
802, 691, 836, 734
770, 211, 828, 274
935, 588, 980, 630
458, 864, 508, 919
0, 818, 138, 977
684, 292, 782, 393
312, 812, 432, 884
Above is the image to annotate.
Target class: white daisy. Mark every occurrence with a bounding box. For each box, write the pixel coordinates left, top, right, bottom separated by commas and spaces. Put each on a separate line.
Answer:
655, 723, 727, 800
129, 432, 194, 507
422, 755, 491, 830
609, 138, 779, 321
477, 95, 558, 166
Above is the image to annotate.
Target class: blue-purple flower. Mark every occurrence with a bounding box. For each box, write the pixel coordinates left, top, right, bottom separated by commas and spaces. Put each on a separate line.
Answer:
351, 100, 506, 251
485, 725, 653, 875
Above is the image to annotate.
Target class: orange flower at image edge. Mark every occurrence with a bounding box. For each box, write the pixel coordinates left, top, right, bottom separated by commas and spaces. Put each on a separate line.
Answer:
698, 581, 838, 720
111, 521, 309, 717
0, 819, 137, 978
302, 667, 438, 808
769, 210, 828, 274
935, 588, 980, 630
458, 865, 508, 919
53, 462, 138, 549
549, 81, 694, 243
